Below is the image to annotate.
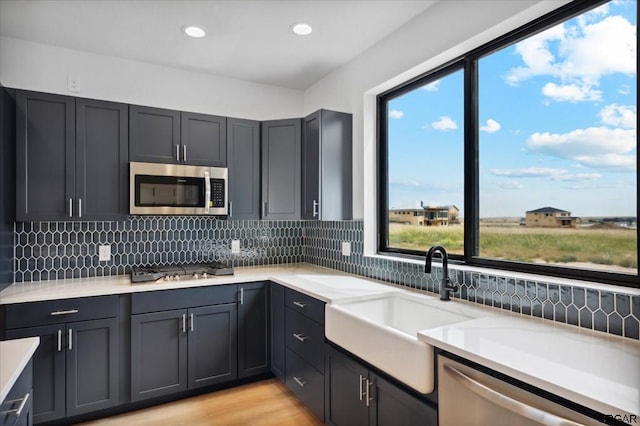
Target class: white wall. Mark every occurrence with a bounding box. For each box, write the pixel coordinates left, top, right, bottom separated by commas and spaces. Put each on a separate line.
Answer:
303, 0, 572, 228
0, 37, 303, 121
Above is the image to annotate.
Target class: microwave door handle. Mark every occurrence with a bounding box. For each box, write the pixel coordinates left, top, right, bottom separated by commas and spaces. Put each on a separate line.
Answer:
204, 170, 211, 214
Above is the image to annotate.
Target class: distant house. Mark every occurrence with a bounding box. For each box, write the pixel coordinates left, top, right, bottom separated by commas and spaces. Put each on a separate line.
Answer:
389, 204, 460, 226
525, 207, 578, 228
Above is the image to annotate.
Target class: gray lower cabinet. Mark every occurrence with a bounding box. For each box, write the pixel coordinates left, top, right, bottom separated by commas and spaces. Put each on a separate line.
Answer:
5, 316, 120, 424
0, 360, 33, 426
261, 119, 301, 219
227, 118, 260, 220
302, 109, 352, 220
237, 282, 270, 378
325, 345, 437, 426
16, 90, 128, 221
270, 283, 285, 381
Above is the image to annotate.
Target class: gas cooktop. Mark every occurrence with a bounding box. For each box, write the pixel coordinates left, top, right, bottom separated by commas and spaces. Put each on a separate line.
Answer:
130, 261, 234, 283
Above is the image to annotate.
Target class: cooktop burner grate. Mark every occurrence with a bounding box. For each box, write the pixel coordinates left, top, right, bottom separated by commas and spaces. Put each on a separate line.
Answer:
130, 261, 234, 283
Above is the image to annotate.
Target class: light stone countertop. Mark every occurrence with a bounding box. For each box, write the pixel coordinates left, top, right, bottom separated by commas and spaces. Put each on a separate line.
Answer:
0, 337, 39, 403
1, 262, 638, 420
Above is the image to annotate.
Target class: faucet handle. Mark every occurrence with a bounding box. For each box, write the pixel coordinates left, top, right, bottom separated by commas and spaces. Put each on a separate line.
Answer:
445, 278, 459, 293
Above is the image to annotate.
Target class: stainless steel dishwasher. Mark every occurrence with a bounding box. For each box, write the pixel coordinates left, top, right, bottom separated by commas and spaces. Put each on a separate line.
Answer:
438, 356, 603, 426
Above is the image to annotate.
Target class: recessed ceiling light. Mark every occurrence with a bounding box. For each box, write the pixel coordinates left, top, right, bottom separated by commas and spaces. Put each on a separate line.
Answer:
291, 23, 312, 36
183, 25, 206, 38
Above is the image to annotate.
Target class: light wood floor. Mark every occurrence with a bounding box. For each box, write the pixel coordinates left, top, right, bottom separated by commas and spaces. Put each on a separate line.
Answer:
76, 379, 323, 426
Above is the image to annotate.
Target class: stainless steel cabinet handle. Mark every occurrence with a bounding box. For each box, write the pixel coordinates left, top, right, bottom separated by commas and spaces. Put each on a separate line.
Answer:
443, 364, 584, 426
183, 145, 187, 162
293, 333, 308, 342
0, 392, 30, 417
176, 144, 180, 162
182, 314, 187, 333
51, 309, 79, 316
292, 301, 307, 308
229, 201, 233, 217
293, 377, 306, 388
69, 198, 73, 218
239, 288, 244, 305
359, 375, 365, 401
57, 329, 62, 352
190, 313, 194, 332
365, 379, 372, 407
313, 200, 319, 218
204, 170, 211, 214
78, 198, 82, 218
68, 328, 73, 351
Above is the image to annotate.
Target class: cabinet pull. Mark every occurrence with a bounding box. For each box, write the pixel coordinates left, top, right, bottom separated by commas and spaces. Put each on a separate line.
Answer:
293, 333, 308, 342
176, 144, 180, 162
51, 309, 79, 316
182, 314, 187, 333
183, 145, 187, 162
262, 202, 267, 218
313, 200, 319, 218
359, 375, 365, 401
57, 329, 62, 352
239, 288, 244, 305
0, 392, 30, 417
69, 198, 73, 218
293, 377, 306, 388
365, 379, 372, 407
68, 328, 73, 351
190, 313, 194, 332
228, 201, 233, 217
292, 301, 307, 308
78, 198, 82, 218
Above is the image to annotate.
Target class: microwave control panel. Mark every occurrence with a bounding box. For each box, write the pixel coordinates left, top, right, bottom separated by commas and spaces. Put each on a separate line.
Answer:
211, 179, 225, 208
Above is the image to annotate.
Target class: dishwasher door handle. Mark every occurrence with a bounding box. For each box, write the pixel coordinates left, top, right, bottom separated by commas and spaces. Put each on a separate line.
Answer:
443, 364, 584, 426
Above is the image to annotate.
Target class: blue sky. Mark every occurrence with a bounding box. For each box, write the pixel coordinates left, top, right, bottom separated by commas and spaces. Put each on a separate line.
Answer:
387, 0, 637, 218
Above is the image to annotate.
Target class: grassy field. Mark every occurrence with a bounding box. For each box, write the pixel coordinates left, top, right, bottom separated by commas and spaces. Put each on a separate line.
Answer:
389, 223, 637, 271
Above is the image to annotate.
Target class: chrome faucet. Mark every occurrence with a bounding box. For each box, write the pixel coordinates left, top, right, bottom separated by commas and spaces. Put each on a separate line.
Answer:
424, 245, 459, 301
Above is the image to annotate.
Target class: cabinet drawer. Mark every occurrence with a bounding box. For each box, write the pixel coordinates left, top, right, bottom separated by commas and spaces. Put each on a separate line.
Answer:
4, 295, 119, 329
285, 307, 324, 373
285, 288, 324, 324
285, 348, 324, 422
131, 285, 237, 314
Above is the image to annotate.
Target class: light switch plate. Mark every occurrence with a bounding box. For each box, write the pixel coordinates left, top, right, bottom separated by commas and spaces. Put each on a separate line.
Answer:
231, 239, 241, 254
341, 241, 351, 256
98, 245, 111, 262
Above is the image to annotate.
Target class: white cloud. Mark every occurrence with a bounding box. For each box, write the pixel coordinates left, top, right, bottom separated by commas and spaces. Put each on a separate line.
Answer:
552, 173, 601, 182
422, 80, 440, 92
527, 126, 636, 171
480, 118, 501, 133
389, 109, 404, 119
431, 116, 457, 131
618, 85, 630, 95
499, 180, 524, 189
599, 104, 636, 129
541, 82, 602, 102
489, 167, 602, 182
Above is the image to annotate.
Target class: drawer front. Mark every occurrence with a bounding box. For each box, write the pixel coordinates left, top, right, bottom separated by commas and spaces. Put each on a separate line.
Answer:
285, 348, 324, 422
285, 307, 324, 373
5, 295, 119, 329
285, 288, 324, 324
131, 284, 237, 314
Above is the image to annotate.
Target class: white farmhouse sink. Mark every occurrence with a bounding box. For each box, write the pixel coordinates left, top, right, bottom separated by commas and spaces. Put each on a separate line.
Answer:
326, 292, 483, 393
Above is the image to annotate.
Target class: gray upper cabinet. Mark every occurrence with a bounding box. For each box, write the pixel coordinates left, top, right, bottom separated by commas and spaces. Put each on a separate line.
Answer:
302, 109, 352, 220
129, 105, 180, 164
227, 118, 260, 220
16, 90, 128, 221
181, 112, 227, 167
130, 105, 227, 166
261, 119, 301, 220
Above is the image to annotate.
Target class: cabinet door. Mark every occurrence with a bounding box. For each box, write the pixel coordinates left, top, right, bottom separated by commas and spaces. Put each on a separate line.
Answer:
187, 304, 237, 389
6, 325, 66, 423
301, 111, 320, 220
318, 110, 352, 220
238, 282, 270, 378
261, 119, 301, 219
325, 345, 369, 426
270, 283, 285, 382
76, 98, 128, 220
66, 318, 119, 417
181, 112, 226, 167
129, 105, 180, 164
16, 90, 75, 221
227, 118, 260, 220
131, 310, 188, 401
369, 373, 437, 426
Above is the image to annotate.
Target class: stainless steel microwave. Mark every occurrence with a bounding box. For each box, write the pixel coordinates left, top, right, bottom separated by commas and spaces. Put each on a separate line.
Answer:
130, 162, 228, 215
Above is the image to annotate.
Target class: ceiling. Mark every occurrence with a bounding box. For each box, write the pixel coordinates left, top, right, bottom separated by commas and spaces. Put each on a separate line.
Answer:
0, 0, 436, 90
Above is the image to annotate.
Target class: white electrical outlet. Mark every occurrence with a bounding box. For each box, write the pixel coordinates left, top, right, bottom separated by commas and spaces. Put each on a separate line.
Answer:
341, 241, 351, 256
231, 239, 241, 254
67, 76, 80, 93
98, 245, 111, 262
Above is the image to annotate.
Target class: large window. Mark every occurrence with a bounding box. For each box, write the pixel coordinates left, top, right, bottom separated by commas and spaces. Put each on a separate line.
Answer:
379, 0, 638, 287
